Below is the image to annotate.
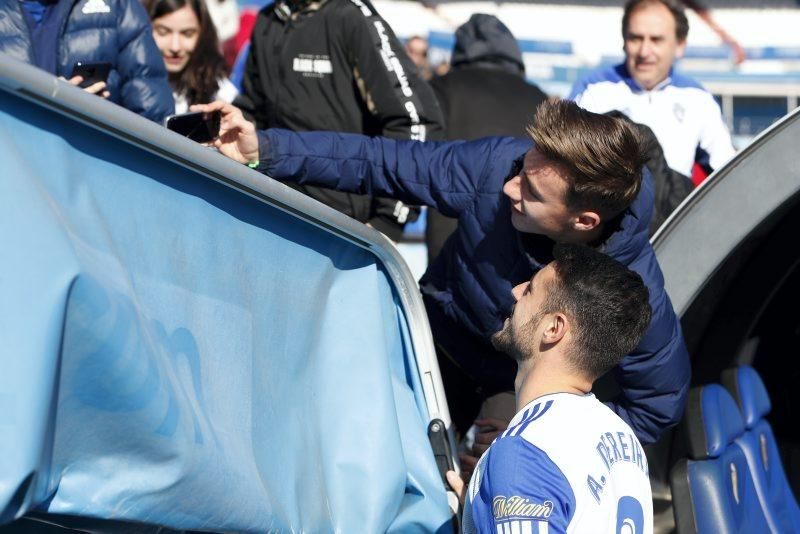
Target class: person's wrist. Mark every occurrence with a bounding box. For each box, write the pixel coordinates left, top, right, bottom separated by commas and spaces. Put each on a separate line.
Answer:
252, 131, 270, 171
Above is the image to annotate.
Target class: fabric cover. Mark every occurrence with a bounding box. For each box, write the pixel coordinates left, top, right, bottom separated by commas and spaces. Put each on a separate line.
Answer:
0, 87, 450, 531
449, 13, 525, 75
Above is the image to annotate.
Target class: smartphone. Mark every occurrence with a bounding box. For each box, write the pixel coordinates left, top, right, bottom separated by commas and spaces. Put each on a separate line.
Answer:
165, 111, 221, 144
71, 61, 112, 88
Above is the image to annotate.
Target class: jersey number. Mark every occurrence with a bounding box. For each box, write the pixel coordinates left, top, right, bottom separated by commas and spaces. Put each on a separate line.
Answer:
616, 497, 644, 534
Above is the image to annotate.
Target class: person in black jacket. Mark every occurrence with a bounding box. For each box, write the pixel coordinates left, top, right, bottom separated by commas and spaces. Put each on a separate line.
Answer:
427, 14, 548, 263
234, 0, 444, 241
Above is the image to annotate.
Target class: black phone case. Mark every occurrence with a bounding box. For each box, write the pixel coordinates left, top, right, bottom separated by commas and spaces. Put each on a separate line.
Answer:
72, 62, 112, 89
166, 112, 221, 143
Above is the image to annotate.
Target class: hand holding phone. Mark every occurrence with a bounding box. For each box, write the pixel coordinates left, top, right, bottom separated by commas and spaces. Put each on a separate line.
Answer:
165, 111, 222, 144
189, 101, 260, 165
71, 61, 112, 89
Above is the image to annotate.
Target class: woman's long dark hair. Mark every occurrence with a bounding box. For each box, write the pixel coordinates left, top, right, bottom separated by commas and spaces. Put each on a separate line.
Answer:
144, 0, 228, 105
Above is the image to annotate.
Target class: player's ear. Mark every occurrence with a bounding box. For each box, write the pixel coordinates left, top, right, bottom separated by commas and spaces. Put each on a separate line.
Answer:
541, 312, 568, 345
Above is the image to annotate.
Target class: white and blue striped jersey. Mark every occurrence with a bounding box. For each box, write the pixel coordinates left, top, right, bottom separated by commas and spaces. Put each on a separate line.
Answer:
463, 392, 653, 534
570, 64, 735, 177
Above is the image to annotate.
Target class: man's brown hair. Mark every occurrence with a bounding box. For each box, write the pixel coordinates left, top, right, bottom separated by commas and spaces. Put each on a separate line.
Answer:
527, 99, 647, 220
622, 0, 689, 42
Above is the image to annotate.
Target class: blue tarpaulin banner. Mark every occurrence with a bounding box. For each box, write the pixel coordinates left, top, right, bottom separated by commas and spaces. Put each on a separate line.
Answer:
0, 89, 450, 532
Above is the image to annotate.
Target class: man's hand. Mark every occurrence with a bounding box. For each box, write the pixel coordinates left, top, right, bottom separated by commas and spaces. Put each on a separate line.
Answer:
472, 417, 508, 457
458, 417, 509, 480
65, 76, 110, 98
446, 470, 466, 506
191, 101, 260, 165
458, 452, 479, 482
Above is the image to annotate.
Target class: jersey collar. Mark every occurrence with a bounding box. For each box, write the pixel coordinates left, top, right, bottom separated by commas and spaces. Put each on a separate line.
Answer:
511, 391, 595, 425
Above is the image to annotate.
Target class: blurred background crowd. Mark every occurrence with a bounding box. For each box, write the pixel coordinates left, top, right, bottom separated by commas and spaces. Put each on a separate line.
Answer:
3, 0, 799, 275
232, 0, 799, 147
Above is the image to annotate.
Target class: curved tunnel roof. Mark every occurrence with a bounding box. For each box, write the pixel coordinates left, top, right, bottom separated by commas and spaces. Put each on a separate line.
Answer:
652, 105, 800, 317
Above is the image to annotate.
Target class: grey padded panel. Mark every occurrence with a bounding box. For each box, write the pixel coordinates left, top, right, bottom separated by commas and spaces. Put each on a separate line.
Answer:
652, 106, 800, 317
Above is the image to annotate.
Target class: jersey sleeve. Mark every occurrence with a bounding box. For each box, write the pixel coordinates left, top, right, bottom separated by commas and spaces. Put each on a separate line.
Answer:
469, 436, 576, 534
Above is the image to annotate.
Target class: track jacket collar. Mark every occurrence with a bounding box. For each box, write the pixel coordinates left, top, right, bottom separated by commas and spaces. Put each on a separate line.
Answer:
615, 63, 674, 93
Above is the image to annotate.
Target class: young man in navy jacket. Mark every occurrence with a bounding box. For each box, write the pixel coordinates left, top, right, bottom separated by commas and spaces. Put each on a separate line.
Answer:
195, 98, 691, 450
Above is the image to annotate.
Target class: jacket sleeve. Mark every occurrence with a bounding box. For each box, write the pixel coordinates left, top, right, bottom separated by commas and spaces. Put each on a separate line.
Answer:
341, 5, 444, 142
115, 0, 174, 123
610, 260, 691, 445
259, 129, 515, 218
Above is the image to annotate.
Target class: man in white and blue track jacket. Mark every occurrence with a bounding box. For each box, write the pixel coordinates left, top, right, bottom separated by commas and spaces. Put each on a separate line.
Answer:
570, 0, 734, 177
448, 244, 654, 533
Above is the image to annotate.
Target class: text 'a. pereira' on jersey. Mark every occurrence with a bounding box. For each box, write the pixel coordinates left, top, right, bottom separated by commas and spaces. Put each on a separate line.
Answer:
463, 392, 654, 534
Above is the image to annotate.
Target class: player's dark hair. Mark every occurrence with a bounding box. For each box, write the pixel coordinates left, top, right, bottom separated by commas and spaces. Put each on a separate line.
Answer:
541, 244, 652, 380
622, 0, 689, 42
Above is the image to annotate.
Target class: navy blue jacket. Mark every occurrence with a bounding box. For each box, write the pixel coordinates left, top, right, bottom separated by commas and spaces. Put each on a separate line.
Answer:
0, 0, 174, 122
257, 129, 691, 444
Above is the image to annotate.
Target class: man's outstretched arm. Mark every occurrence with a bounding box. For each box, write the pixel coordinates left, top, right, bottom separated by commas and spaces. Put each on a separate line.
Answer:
195, 101, 524, 218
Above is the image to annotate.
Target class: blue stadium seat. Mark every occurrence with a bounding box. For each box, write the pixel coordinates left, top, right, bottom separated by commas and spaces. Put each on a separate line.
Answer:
670, 384, 772, 533
722, 365, 800, 533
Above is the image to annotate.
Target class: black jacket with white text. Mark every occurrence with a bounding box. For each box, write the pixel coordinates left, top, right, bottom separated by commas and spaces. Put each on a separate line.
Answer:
235, 0, 444, 238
